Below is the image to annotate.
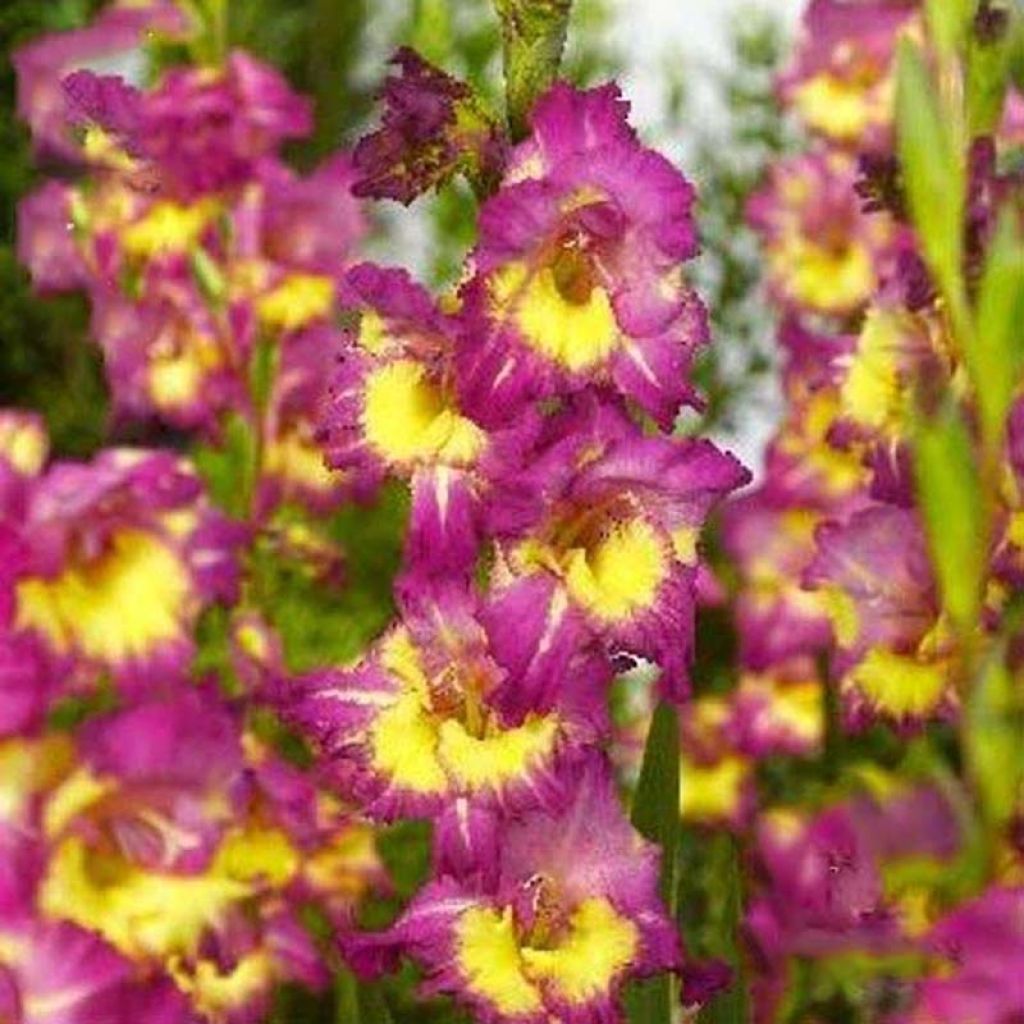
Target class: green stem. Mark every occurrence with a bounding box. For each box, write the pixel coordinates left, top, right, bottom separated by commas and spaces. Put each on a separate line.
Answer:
818, 651, 842, 783
245, 334, 279, 523
493, 0, 574, 139
625, 702, 680, 1024
181, 0, 230, 65
697, 831, 750, 1024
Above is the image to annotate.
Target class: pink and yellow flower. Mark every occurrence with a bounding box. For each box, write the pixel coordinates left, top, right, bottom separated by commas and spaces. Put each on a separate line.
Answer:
678, 697, 756, 830
321, 263, 495, 575
278, 581, 607, 824
457, 83, 707, 429
487, 399, 748, 697
779, 0, 918, 148
3, 444, 243, 691
353, 760, 680, 1024
748, 150, 897, 318
805, 504, 959, 727
728, 659, 824, 759
722, 488, 837, 670
38, 687, 385, 1022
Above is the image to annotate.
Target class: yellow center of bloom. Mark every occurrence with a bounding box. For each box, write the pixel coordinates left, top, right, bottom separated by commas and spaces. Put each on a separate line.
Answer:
170, 950, 274, 1019
369, 688, 450, 796
840, 306, 913, 436
362, 360, 485, 466
792, 72, 892, 143
761, 678, 823, 746
490, 261, 620, 372
457, 906, 544, 1015
848, 648, 949, 717
679, 755, 750, 823
121, 201, 211, 259
564, 518, 668, 623
437, 716, 560, 790
15, 528, 191, 664
263, 427, 335, 493
148, 335, 223, 410
257, 273, 335, 331
42, 816, 300, 965
520, 898, 639, 1003
365, 629, 561, 798
42, 838, 249, 960
774, 232, 875, 314
0, 418, 47, 475
455, 898, 638, 1014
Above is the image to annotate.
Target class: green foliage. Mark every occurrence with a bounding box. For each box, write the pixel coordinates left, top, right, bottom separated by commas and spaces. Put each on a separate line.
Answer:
965, 645, 1024, 830
925, 0, 974, 57
493, 0, 573, 138
895, 40, 967, 332
965, 3, 1014, 135
0, 0, 107, 457
695, 833, 749, 1024
913, 402, 985, 634
970, 211, 1024, 450
195, 414, 258, 517
258, 486, 407, 672
626, 702, 680, 1024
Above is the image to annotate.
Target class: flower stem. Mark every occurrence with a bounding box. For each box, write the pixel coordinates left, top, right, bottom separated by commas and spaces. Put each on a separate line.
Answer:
493, 0, 573, 139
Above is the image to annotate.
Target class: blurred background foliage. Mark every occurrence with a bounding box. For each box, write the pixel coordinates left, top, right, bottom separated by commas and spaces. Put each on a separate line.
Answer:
1, 0, 107, 456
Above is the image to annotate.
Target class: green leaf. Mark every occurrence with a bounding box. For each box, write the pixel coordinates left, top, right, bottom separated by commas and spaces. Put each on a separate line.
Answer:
965, 647, 1024, 829
895, 40, 966, 325
249, 335, 280, 419
190, 245, 227, 305
971, 211, 1024, 449
913, 402, 985, 632
356, 981, 394, 1024
334, 969, 360, 1024
695, 832, 749, 1024
966, 10, 1013, 135
335, 966, 360, 1024
493, 0, 573, 138
925, 0, 973, 57
625, 702, 680, 1024
193, 412, 256, 518
409, 0, 453, 64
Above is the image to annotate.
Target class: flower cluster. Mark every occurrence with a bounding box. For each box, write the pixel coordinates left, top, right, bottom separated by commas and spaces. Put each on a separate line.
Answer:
6, 5, 387, 1022
7, 4, 749, 1022
10, 0, 1024, 1021
0, 414, 387, 1024
18, 8, 363, 524
277, 78, 749, 1021
722, 0, 1024, 1019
